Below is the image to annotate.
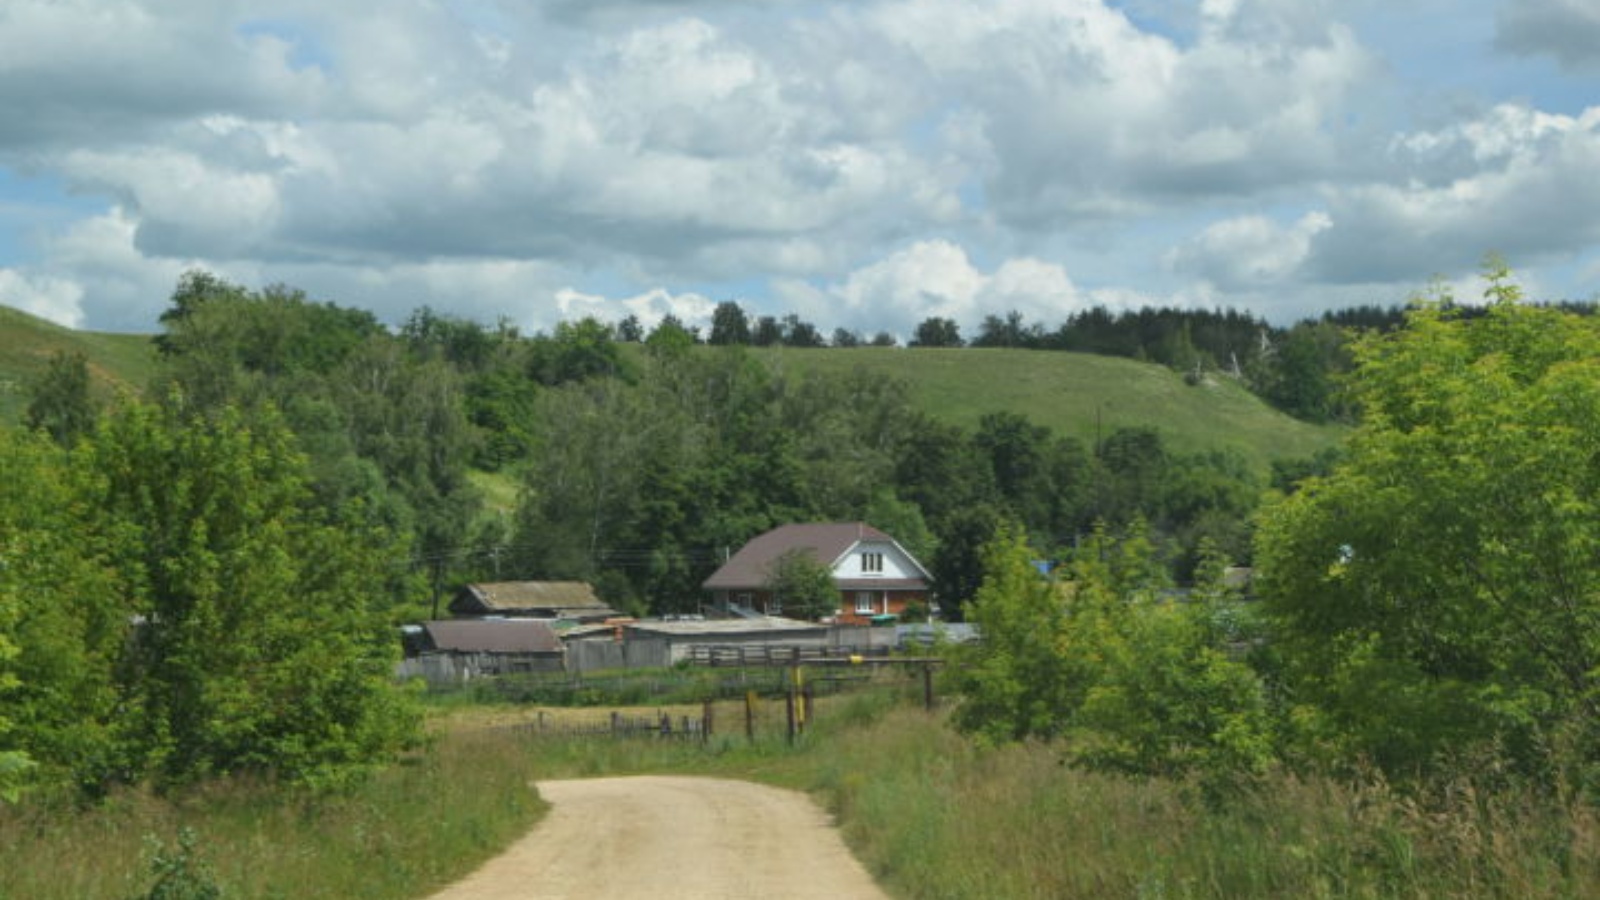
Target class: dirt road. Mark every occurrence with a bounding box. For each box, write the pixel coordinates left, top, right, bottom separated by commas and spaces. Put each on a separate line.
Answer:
425, 775, 891, 900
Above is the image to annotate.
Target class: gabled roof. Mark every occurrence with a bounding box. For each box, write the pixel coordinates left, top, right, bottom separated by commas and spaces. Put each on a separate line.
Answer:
702, 522, 931, 590
450, 581, 619, 619
421, 619, 565, 655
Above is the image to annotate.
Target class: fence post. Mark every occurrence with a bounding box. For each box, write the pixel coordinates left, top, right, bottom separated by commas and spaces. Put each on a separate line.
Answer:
923, 663, 935, 711
785, 689, 796, 745
745, 691, 756, 742
703, 699, 714, 742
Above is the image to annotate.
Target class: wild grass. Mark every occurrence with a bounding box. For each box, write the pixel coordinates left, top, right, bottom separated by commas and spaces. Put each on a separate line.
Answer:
6, 686, 1593, 899
801, 700, 1600, 900
0, 727, 546, 900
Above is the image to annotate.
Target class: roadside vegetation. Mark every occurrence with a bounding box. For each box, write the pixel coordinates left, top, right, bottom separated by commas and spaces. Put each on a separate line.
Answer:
11, 683, 1590, 900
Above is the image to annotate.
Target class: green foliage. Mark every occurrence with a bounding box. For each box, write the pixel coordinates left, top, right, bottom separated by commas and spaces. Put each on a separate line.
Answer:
957, 521, 1274, 783
0, 428, 124, 795
954, 524, 1076, 742
764, 548, 839, 621
1256, 277, 1600, 785
88, 401, 420, 788
25, 350, 97, 446
132, 828, 221, 900
910, 317, 964, 347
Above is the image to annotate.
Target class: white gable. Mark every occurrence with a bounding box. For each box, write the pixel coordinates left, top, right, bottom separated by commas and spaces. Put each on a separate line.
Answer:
828, 538, 929, 582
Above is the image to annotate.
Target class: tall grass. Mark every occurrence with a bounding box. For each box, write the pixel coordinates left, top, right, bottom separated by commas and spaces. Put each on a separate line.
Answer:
0, 728, 546, 900
6, 689, 1594, 899
801, 700, 1600, 900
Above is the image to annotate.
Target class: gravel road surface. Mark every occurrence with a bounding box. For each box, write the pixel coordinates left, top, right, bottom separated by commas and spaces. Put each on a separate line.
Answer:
425, 775, 891, 900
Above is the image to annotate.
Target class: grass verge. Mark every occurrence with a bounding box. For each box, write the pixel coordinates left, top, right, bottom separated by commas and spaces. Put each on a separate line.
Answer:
6, 686, 1596, 899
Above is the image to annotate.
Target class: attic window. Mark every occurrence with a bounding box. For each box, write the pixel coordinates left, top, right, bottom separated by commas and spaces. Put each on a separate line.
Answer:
861, 552, 884, 573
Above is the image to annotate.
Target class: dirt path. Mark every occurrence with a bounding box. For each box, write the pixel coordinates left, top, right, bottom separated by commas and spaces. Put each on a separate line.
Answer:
424, 775, 891, 900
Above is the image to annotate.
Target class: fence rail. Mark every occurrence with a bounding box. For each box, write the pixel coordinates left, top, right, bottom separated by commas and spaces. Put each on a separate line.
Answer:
687, 644, 891, 668
510, 710, 708, 740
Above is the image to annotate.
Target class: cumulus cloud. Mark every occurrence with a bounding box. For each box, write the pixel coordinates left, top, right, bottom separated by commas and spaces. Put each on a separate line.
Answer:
1166, 211, 1331, 289
0, 268, 85, 328
1496, 0, 1600, 70
772, 240, 1142, 338
1308, 104, 1600, 282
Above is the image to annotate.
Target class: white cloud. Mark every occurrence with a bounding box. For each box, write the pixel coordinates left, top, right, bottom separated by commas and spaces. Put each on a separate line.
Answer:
1166, 211, 1331, 289
776, 239, 1137, 337
0, 269, 85, 328
1309, 104, 1600, 282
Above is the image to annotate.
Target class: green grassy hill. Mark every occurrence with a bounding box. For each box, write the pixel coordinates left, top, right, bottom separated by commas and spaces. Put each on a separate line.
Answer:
0, 303, 1341, 474
760, 346, 1342, 473
0, 306, 158, 424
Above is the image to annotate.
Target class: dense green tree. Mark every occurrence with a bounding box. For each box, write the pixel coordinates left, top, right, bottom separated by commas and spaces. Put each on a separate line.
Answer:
971, 311, 1039, 349
954, 523, 1072, 742
645, 315, 699, 355
708, 301, 751, 346
529, 317, 630, 386
910, 317, 964, 348
82, 400, 419, 787
0, 429, 123, 796
765, 549, 839, 620
957, 521, 1272, 782
1256, 278, 1600, 784
24, 351, 97, 447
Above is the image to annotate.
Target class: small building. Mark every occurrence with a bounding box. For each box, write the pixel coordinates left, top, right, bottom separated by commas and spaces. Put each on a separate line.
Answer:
621, 616, 830, 666
398, 619, 566, 685
702, 522, 933, 625
449, 581, 620, 622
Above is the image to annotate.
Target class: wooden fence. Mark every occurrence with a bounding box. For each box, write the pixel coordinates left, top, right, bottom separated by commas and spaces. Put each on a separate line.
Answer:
687, 644, 891, 667
510, 709, 709, 741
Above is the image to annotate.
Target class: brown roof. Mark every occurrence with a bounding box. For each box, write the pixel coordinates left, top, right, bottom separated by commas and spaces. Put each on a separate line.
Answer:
422, 619, 565, 655
450, 581, 618, 618
703, 522, 907, 591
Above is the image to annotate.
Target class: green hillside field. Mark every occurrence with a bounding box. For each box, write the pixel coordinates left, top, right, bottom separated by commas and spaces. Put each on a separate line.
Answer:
759, 346, 1342, 473
0, 306, 157, 424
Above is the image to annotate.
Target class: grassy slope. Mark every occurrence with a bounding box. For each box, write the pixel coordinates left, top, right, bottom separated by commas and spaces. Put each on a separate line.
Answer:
0, 306, 157, 424
0, 303, 1340, 473
759, 346, 1342, 472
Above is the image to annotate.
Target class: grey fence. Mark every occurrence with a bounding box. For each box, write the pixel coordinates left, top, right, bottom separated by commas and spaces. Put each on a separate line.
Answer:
565, 638, 671, 674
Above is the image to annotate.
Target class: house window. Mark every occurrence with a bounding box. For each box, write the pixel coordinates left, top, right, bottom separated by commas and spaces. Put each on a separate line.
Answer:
855, 591, 876, 614
861, 552, 883, 573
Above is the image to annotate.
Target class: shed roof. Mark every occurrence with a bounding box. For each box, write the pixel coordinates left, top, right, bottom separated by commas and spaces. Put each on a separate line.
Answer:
450, 581, 618, 618
422, 619, 565, 655
703, 522, 910, 590
625, 616, 827, 639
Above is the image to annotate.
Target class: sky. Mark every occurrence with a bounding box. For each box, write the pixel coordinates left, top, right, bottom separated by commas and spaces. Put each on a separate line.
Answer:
1, 0, 1598, 338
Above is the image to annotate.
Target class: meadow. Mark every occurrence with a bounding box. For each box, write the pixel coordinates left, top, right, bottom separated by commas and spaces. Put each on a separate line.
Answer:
5, 681, 1594, 899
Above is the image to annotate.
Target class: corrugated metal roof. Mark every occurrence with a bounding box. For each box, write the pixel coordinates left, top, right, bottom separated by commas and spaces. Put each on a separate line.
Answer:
466, 581, 604, 608
625, 616, 827, 638
450, 581, 619, 618
703, 523, 896, 590
422, 619, 565, 654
